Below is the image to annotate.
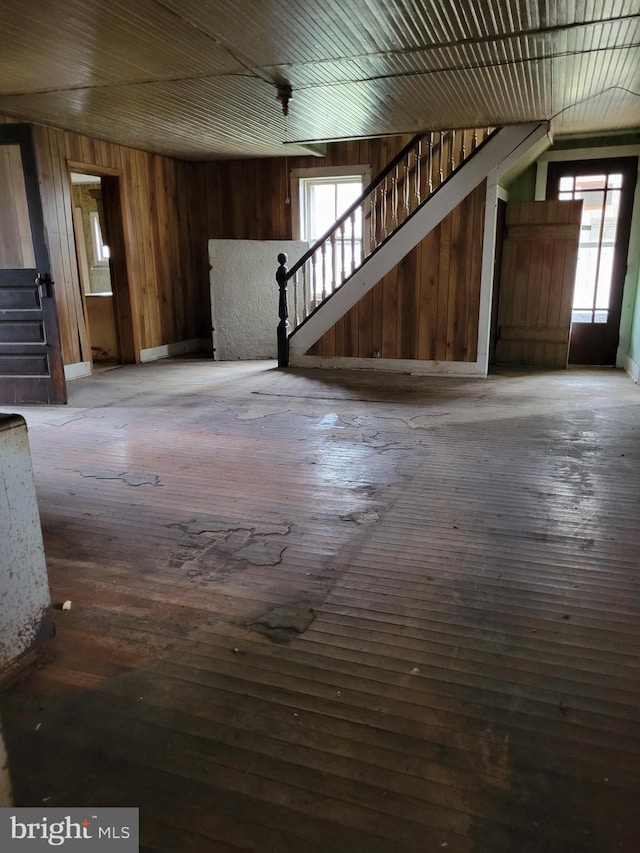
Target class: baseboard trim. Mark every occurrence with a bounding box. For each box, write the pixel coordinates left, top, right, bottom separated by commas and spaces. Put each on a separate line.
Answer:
64, 361, 92, 380
290, 354, 484, 376
619, 351, 640, 383
139, 338, 210, 363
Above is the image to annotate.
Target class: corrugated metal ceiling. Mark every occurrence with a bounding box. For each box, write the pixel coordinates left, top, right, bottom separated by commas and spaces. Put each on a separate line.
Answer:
0, 0, 638, 159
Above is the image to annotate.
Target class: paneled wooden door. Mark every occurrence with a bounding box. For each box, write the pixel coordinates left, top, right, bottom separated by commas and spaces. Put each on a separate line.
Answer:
547, 158, 637, 365
494, 200, 583, 368
0, 124, 66, 404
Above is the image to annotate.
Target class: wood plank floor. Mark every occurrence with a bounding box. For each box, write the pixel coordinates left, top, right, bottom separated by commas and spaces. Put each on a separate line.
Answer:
1, 360, 639, 852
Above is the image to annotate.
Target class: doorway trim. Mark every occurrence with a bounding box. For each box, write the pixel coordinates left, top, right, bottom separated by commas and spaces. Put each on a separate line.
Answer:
66, 160, 138, 369
535, 144, 640, 369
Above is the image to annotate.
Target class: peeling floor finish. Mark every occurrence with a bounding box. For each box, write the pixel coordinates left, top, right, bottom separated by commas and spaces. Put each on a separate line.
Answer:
1, 359, 640, 853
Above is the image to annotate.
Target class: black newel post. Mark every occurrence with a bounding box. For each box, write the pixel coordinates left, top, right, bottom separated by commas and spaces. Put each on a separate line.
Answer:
276, 252, 290, 367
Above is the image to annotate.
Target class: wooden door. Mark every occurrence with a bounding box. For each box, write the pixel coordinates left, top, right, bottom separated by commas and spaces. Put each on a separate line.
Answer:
0, 124, 66, 403
547, 158, 637, 365
494, 200, 582, 368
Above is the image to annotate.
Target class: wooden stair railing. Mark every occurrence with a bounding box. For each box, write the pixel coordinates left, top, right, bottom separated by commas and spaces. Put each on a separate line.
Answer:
277, 126, 494, 366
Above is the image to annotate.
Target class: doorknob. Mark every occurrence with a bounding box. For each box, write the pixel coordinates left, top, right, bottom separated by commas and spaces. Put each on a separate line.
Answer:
35, 272, 55, 299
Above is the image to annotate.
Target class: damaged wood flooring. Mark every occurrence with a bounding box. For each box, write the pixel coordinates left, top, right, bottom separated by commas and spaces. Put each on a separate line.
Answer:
1, 360, 640, 852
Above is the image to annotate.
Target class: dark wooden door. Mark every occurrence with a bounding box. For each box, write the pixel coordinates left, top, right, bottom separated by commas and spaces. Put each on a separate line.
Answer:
547, 158, 637, 365
0, 124, 66, 404
494, 200, 583, 368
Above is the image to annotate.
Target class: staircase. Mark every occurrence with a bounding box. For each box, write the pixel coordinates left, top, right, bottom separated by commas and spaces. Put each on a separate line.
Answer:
277, 122, 549, 366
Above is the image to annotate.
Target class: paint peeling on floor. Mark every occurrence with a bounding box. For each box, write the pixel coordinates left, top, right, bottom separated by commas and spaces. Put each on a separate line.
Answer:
78, 469, 160, 486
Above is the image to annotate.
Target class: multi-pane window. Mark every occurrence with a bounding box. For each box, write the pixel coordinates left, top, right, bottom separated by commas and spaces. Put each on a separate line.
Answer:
558, 172, 624, 324
297, 174, 365, 301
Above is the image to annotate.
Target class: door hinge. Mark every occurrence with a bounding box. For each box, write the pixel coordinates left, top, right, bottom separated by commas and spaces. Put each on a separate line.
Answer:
36, 272, 55, 299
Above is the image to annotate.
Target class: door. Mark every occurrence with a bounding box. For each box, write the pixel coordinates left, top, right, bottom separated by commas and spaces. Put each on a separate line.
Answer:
0, 124, 66, 403
547, 158, 637, 365
494, 200, 583, 368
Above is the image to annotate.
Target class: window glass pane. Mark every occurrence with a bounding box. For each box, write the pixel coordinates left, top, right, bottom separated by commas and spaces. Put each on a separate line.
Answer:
336, 181, 361, 216
575, 174, 606, 191
594, 310, 608, 323
558, 191, 573, 200
607, 174, 622, 189
573, 199, 602, 313
0, 145, 36, 269
559, 176, 574, 191
302, 176, 364, 242
309, 183, 336, 238
595, 189, 621, 310
572, 309, 593, 323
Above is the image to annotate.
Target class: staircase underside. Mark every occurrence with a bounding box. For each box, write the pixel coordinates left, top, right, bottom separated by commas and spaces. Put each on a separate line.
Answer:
289, 122, 550, 370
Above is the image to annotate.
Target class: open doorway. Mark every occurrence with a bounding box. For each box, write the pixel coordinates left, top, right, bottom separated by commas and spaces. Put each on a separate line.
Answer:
70, 173, 120, 367
69, 170, 135, 371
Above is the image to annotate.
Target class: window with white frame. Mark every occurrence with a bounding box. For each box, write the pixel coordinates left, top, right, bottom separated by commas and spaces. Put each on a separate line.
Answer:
293, 166, 369, 237
291, 165, 370, 302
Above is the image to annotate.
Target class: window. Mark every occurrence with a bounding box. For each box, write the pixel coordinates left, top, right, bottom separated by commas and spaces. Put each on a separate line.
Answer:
291, 165, 370, 301
90, 211, 110, 264
299, 176, 364, 243
292, 165, 369, 237
557, 171, 624, 325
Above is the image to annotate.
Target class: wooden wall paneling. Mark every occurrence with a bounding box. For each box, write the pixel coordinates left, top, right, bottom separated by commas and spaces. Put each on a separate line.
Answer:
256, 159, 269, 239
344, 299, 359, 355
155, 155, 175, 343
466, 182, 485, 361
455, 188, 475, 361
207, 162, 223, 239
330, 309, 343, 355
381, 266, 398, 358
308, 184, 486, 363
119, 150, 143, 351
158, 157, 176, 341
505, 202, 527, 364
446, 195, 463, 360
165, 160, 183, 341
143, 153, 161, 347
371, 281, 383, 357
511, 239, 532, 364
528, 199, 552, 366
396, 245, 419, 359
417, 226, 440, 360
488, 198, 506, 364
136, 150, 159, 349
101, 175, 137, 363
358, 288, 374, 358
176, 161, 203, 340
537, 226, 556, 367
167, 161, 182, 341
523, 216, 544, 365
435, 216, 451, 361
495, 213, 516, 363
2, 118, 209, 366
264, 160, 278, 239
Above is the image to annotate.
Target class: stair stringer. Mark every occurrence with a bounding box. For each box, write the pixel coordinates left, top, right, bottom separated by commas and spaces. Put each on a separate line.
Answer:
289, 122, 549, 363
